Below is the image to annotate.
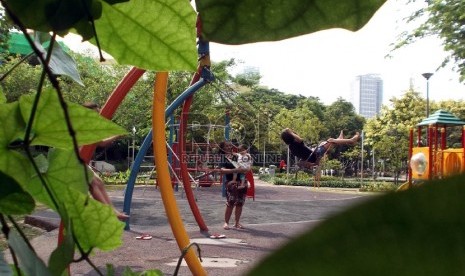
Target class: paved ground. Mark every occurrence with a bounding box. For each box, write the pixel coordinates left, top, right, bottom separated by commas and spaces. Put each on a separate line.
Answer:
19, 178, 377, 276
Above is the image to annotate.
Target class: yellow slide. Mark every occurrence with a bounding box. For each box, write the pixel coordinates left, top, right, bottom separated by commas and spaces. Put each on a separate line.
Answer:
397, 181, 410, 191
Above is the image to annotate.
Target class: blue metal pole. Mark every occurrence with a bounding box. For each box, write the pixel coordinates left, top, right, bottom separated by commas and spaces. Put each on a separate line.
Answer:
123, 77, 210, 230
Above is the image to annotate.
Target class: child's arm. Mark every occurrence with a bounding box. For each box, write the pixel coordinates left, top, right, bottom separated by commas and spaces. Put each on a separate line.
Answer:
245, 153, 253, 169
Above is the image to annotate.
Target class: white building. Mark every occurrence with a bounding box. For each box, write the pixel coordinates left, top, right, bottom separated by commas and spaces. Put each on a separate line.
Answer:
351, 74, 383, 119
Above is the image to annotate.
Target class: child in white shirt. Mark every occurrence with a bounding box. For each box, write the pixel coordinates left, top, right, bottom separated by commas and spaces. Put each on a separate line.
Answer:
231, 144, 253, 189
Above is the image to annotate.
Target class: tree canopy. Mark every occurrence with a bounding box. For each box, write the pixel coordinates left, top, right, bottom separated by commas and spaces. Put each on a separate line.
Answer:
397, 0, 465, 82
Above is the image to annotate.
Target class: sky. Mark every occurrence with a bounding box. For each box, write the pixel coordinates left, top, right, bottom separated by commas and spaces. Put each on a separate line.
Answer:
63, 0, 464, 107
208, 0, 465, 106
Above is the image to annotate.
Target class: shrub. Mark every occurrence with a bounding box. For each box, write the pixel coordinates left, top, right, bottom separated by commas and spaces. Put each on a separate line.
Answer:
360, 181, 399, 192
271, 174, 403, 192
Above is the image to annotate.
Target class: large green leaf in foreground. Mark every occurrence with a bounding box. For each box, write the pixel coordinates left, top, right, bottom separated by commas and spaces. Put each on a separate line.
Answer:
0, 171, 34, 215
27, 149, 89, 209
63, 190, 125, 251
4, 0, 197, 72
95, 0, 198, 71
196, 0, 387, 44
19, 89, 127, 149
248, 175, 465, 275
8, 231, 51, 276
0, 102, 32, 185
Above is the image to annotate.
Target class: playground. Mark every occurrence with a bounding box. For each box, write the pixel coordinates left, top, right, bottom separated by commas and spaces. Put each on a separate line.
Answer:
5, 1, 465, 275
22, 178, 374, 275
399, 109, 465, 190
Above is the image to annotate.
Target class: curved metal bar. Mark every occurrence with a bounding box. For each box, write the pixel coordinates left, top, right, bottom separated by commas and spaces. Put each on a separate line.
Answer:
79, 67, 146, 163
152, 72, 206, 275
123, 77, 208, 230
179, 93, 209, 231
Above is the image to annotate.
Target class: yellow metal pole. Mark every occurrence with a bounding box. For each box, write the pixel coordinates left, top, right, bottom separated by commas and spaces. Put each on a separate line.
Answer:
152, 72, 206, 275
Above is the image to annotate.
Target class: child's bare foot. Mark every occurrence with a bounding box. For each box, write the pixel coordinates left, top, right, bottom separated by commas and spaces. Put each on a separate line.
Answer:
116, 211, 129, 221
338, 130, 344, 139
350, 132, 360, 144
234, 223, 245, 229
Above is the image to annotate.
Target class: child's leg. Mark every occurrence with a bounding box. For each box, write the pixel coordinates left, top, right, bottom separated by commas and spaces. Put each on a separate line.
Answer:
90, 170, 129, 220
232, 173, 238, 182
238, 174, 246, 188
298, 160, 316, 170
326, 131, 360, 147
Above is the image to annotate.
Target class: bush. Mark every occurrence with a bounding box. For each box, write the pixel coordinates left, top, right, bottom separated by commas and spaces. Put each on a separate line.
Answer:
360, 181, 399, 192
100, 170, 129, 185
272, 174, 360, 188
258, 173, 274, 183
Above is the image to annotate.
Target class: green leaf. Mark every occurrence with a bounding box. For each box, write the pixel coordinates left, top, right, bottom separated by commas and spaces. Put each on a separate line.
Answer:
28, 149, 89, 208
248, 175, 465, 275
196, 0, 387, 44
33, 154, 48, 174
63, 190, 125, 251
35, 32, 84, 86
121, 266, 164, 276
0, 252, 13, 275
0, 87, 6, 104
0, 171, 35, 215
19, 89, 127, 149
3, 0, 101, 35
0, 102, 32, 186
107, 264, 116, 276
47, 42, 84, 86
28, 163, 124, 252
8, 231, 52, 276
93, 0, 197, 71
138, 269, 164, 276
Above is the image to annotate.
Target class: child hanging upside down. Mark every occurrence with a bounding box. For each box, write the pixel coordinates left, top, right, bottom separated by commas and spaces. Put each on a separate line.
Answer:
280, 128, 360, 169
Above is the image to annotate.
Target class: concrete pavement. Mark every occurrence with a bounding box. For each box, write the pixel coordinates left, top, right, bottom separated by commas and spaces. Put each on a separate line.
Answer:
20, 178, 375, 275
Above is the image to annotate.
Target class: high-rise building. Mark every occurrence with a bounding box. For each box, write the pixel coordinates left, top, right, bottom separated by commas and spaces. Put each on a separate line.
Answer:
351, 74, 383, 118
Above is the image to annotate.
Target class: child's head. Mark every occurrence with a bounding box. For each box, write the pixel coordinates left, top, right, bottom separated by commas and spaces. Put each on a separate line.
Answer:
280, 129, 294, 145
238, 144, 248, 153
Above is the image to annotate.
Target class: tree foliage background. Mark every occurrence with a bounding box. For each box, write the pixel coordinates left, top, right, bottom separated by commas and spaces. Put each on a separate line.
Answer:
397, 0, 465, 82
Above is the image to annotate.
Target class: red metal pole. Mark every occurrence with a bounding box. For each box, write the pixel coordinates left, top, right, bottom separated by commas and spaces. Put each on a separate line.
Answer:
417, 126, 422, 146
462, 126, 465, 173
441, 127, 446, 150
408, 128, 413, 187
428, 125, 433, 180
80, 67, 146, 163
176, 15, 209, 231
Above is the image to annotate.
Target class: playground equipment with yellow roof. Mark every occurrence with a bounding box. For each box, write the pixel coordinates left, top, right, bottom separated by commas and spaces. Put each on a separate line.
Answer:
400, 110, 465, 190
